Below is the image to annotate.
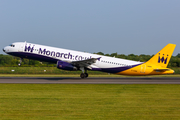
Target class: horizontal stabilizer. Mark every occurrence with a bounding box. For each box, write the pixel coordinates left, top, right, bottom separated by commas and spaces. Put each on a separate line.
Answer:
154, 68, 170, 71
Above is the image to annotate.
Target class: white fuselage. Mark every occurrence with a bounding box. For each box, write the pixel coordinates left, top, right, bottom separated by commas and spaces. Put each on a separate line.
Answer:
3, 42, 143, 74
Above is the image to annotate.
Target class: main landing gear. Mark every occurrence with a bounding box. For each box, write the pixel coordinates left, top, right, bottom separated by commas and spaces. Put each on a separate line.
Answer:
80, 73, 88, 79
80, 67, 88, 79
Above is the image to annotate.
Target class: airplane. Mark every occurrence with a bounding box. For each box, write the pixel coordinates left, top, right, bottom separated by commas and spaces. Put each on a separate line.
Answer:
3, 42, 176, 78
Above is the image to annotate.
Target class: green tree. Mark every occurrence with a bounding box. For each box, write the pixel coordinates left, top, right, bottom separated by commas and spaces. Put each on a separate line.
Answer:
176, 53, 180, 58
0, 55, 14, 66
95, 52, 104, 55
117, 54, 127, 59
110, 53, 118, 57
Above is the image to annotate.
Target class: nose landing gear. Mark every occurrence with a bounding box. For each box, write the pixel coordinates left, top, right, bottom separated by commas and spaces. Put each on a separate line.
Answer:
18, 58, 23, 66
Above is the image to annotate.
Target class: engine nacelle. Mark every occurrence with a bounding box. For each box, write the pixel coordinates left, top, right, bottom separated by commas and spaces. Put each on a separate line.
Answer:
57, 61, 77, 71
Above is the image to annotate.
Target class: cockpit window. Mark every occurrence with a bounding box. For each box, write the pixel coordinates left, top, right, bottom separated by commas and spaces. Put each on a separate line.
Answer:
9, 44, 15, 47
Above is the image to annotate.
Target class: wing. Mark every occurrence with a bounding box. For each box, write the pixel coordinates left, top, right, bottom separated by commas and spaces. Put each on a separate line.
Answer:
71, 57, 101, 69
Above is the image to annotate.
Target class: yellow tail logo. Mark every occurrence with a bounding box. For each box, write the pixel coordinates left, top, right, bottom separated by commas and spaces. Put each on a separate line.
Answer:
158, 53, 168, 64
146, 43, 176, 68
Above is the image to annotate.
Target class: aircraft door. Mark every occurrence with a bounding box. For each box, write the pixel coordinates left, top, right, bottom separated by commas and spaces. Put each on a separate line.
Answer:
18, 43, 24, 52
140, 64, 146, 73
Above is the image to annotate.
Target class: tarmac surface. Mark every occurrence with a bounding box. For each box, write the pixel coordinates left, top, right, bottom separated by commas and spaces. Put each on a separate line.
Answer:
0, 77, 180, 84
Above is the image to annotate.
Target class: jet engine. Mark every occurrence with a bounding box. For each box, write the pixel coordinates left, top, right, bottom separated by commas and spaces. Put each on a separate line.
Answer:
57, 61, 77, 71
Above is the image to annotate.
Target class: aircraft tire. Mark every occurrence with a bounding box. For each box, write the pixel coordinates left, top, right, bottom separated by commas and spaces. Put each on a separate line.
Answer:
85, 73, 88, 78
80, 73, 85, 79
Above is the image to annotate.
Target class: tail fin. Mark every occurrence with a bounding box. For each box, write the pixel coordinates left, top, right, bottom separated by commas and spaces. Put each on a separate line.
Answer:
146, 43, 176, 68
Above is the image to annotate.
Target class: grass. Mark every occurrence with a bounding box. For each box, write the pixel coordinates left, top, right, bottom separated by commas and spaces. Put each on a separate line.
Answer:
0, 67, 180, 75
0, 67, 106, 75
0, 84, 180, 119
0, 74, 180, 78
0, 67, 180, 78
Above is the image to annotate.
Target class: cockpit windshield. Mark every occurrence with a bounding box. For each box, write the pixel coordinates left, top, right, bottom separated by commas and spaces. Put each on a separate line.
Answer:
9, 44, 15, 47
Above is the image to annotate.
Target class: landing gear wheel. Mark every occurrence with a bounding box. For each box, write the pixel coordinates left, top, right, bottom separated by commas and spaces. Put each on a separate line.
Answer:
80, 73, 86, 79
80, 67, 88, 78
85, 73, 88, 78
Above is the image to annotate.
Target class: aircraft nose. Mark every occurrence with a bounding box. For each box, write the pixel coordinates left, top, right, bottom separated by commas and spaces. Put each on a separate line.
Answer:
3, 47, 7, 53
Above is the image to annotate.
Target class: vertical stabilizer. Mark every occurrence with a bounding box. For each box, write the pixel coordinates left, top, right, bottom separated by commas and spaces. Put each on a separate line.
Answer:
146, 43, 176, 68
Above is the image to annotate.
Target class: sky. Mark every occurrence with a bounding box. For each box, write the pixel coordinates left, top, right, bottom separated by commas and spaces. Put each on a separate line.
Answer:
0, 0, 180, 56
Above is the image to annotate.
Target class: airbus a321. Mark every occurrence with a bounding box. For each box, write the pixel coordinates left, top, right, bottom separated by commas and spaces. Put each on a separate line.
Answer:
3, 42, 176, 78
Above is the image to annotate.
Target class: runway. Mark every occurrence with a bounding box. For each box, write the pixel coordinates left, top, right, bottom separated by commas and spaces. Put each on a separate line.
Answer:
0, 77, 180, 84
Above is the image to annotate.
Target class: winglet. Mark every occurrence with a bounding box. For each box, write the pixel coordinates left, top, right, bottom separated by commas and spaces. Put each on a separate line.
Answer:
97, 57, 101, 61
